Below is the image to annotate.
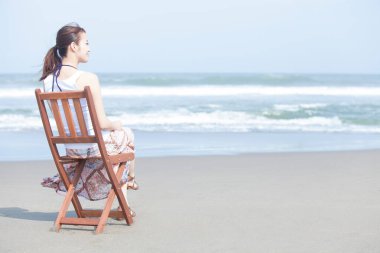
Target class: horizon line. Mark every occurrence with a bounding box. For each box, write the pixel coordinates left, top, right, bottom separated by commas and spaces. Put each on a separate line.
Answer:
1, 72, 380, 75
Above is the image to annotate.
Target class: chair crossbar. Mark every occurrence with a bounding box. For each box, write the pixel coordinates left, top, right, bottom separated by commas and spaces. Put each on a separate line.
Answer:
51, 136, 97, 144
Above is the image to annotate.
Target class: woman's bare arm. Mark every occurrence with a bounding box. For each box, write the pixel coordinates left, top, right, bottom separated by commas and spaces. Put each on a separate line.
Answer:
76, 72, 122, 130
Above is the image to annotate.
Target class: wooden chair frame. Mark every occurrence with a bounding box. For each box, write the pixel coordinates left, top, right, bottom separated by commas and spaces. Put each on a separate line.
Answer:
35, 86, 134, 234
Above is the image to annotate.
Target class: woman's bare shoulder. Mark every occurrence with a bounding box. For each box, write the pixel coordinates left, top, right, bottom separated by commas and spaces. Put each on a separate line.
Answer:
78, 71, 99, 82
76, 71, 100, 88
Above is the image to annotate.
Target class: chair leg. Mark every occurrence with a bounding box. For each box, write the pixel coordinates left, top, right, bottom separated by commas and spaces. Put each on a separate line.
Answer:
71, 160, 86, 218
95, 190, 116, 234
54, 184, 75, 232
54, 160, 85, 231
95, 162, 133, 233
112, 163, 133, 225
72, 195, 84, 218
113, 186, 132, 225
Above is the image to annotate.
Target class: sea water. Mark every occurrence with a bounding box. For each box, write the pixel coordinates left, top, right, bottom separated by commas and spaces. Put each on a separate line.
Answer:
1, 73, 380, 160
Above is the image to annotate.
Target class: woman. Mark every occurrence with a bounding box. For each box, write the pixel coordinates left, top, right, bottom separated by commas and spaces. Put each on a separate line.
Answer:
40, 23, 138, 216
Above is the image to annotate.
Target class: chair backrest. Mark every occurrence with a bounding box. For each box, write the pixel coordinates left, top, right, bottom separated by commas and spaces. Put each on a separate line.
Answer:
35, 86, 106, 160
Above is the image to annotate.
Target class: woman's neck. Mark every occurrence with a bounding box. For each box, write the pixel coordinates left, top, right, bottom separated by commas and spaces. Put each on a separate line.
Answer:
61, 57, 79, 68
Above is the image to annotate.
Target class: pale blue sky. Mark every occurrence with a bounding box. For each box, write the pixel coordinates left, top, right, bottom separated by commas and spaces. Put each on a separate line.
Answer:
1, 0, 379, 73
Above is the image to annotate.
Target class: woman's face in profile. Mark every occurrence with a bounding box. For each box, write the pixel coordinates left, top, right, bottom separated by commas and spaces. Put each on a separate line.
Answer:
76, 32, 90, 63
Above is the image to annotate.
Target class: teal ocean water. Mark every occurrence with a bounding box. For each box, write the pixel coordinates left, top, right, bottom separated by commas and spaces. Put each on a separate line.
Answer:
1, 73, 380, 160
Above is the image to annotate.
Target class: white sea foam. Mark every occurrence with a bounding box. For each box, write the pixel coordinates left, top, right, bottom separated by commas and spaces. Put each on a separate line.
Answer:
2, 108, 380, 133
0, 114, 44, 131
95, 86, 380, 97
109, 109, 380, 133
5, 86, 380, 98
299, 103, 328, 109
273, 103, 328, 112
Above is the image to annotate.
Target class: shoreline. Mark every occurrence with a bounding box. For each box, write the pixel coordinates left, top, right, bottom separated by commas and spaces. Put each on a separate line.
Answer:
1, 148, 380, 163
3, 130, 380, 162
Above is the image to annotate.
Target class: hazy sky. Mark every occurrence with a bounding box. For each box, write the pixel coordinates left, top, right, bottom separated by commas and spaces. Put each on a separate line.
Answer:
1, 0, 379, 73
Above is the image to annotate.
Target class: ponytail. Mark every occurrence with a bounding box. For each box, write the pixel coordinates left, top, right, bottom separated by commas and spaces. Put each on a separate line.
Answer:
40, 23, 86, 81
39, 46, 61, 81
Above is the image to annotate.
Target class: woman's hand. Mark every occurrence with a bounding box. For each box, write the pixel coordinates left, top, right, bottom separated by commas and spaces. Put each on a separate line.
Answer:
128, 142, 135, 151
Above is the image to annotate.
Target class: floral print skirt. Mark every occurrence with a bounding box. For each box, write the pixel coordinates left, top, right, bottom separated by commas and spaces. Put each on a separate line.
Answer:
41, 128, 134, 201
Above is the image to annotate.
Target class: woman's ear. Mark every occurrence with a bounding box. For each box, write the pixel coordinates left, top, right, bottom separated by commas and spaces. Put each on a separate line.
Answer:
70, 41, 78, 52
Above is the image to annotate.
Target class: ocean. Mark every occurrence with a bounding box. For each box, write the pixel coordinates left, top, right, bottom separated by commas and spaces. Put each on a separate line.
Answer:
1, 73, 380, 161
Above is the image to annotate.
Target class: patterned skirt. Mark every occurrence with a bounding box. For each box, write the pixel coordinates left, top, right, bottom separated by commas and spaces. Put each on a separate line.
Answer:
41, 128, 135, 201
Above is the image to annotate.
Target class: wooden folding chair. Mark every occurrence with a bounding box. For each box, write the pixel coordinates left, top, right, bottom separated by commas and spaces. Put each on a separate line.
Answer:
35, 86, 134, 234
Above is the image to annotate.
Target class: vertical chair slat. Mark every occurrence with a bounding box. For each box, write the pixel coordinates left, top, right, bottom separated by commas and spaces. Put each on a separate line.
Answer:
73, 98, 88, 136
61, 99, 76, 137
50, 99, 66, 137
38, 99, 54, 137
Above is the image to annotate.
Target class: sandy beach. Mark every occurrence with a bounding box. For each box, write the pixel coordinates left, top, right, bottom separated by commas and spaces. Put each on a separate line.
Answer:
1, 150, 380, 253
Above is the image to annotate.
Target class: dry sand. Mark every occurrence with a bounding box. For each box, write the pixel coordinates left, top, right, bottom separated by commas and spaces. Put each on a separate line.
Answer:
1, 151, 380, 253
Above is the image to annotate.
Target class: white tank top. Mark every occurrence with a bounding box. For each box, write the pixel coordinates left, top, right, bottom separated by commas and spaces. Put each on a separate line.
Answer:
43, 71, 97, 150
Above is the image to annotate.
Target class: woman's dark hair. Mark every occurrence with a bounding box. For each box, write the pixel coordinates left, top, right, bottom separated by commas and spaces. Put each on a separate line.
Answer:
39, 22, 86, 81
